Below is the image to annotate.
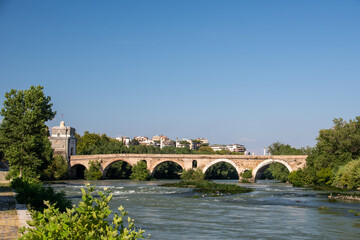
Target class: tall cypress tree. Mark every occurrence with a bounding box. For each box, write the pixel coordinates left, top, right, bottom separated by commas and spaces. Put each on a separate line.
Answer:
0, 86, 56, 179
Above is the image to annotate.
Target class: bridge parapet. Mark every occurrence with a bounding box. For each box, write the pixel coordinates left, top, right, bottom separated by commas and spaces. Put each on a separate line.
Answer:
69, 154, 307, 180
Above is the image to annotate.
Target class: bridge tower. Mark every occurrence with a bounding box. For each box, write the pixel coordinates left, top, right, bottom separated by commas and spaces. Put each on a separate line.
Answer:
50, 121, 77, 161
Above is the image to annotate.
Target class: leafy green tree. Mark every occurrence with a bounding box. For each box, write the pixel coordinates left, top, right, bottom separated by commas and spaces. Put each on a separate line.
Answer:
160, 146, 176, 154
130, 161, 151, 181
43, 155, 68, 180
105, 161, 132, 179
205, 162, 238, 179
268, 142, 308, 155
289, 117, 360, 187
0, 86, 56, 180
84, 160, 103, 180
333, 159, 360, 190
261, 163, 290, 182
241, 170, 252, 179
20, 185, 145, 239
197, 146, 214, 154
76, 132, 128, 155
153, 161, 182, 179
180, 169, 204, 181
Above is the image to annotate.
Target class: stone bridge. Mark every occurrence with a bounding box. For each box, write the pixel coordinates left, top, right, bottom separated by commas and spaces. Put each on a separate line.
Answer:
69, 154, 307, 181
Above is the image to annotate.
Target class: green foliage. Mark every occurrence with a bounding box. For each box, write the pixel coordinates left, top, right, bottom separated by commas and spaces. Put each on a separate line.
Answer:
130, 161, 151, 181
205, 162, 238, 179
241, 170, 252, 179
76, 132, 128, 155
333, 159, 360, 190
11, 177, 71, 212
19, 184, 145, 240
180, 169, 204, 181
261, 163, 290, 182
43, 155, 68, 180
84, 160, 103, 180
0, 86, 56, 180
268, 142, 309, 155
163, 180, 252, 196
288, 168, 315, 187
153, 161, 182, 179
315, 167, 333, 185
105, 161, 132, 179
289, 117, 360, 188
197, 146, 214, 154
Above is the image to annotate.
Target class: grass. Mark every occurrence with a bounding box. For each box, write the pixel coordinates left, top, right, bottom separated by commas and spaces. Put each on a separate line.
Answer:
161, 180, 252, 197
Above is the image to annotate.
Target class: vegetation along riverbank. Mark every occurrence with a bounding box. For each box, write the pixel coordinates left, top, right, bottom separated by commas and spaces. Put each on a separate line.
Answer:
161, 169, 252, 197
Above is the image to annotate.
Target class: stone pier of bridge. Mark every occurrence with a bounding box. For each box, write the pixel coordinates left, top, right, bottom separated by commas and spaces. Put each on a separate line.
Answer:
69, 154, 307, 181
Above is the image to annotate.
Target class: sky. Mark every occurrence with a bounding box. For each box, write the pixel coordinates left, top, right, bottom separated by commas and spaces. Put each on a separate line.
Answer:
0, 0, 359, 154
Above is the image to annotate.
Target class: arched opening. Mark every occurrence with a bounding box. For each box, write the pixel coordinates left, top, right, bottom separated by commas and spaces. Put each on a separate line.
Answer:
69, 164, 86, 179
104, 160, 133, 179
204, 162, 239, 180
153, 161, 183, 179
192, 160, 197, 168
254, 161, 291, 182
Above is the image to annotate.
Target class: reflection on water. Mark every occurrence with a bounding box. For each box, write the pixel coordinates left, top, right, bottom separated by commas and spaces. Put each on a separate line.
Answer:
51, 180, 360, 240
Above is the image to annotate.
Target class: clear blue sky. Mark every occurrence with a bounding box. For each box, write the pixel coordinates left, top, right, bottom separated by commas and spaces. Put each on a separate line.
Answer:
1, 0, 359, 154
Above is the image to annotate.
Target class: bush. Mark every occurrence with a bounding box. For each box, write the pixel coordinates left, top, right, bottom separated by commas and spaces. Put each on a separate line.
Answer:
241, 170, 252, 179
333, 159, 360, 190
181, 169, 204, 181
84, 160, 103, 180
288, 168, 315, 187
19, 184, 146, 239
130, 161, 151, 181
11, 177, 71, 212
43, 155, 68, 180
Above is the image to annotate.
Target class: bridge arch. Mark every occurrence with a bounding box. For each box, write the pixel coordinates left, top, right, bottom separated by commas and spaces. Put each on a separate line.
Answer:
202, 159, 241, 178
69, 164, 87, 179
252, 159, 292, 182
150, 159, 185, 176
102, 159, 134, 178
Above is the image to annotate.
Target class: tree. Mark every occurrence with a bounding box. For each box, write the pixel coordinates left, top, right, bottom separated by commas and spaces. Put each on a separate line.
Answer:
197, 146, 214, 154
261, 163, 290, 182
288, 117, 360, 188
130, 161, 151, 181
84, 160, 103, 180
153, 162, 182, 179
43, 155, 68, 180
0, 86, 56, 180
268, 142, 308, 155
204, 162, 238, 179
105, 161, 132, 179
180, 169, 204, 181
333, 158, 360, 190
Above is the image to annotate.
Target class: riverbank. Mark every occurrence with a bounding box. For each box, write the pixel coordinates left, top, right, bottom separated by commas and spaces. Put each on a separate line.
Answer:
161, 180, 252, 197
0, 182, 20, 239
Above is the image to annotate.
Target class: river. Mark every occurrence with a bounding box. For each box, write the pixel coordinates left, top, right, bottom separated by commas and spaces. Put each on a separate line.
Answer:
50, 180, 360, 240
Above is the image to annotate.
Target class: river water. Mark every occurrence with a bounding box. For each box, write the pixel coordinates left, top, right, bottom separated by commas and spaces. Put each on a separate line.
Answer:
51, 180, 360, 240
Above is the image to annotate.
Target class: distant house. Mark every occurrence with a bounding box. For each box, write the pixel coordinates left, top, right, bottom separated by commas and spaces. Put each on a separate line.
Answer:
116, 136, 131, 147
226, 144, 246, 153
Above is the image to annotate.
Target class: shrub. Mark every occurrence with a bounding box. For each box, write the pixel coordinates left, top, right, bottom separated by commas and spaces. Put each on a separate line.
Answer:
333, 159, 360, 190
241, 170, 252, 179
19, 184, 146, 239
180, 169, 204, 181
43, 155, 68, 180
84, 160, 103, 180
11, 177, 71, 212
315, 167, 334, 185
288, 168, 314, 187
130, 161, 151, 181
